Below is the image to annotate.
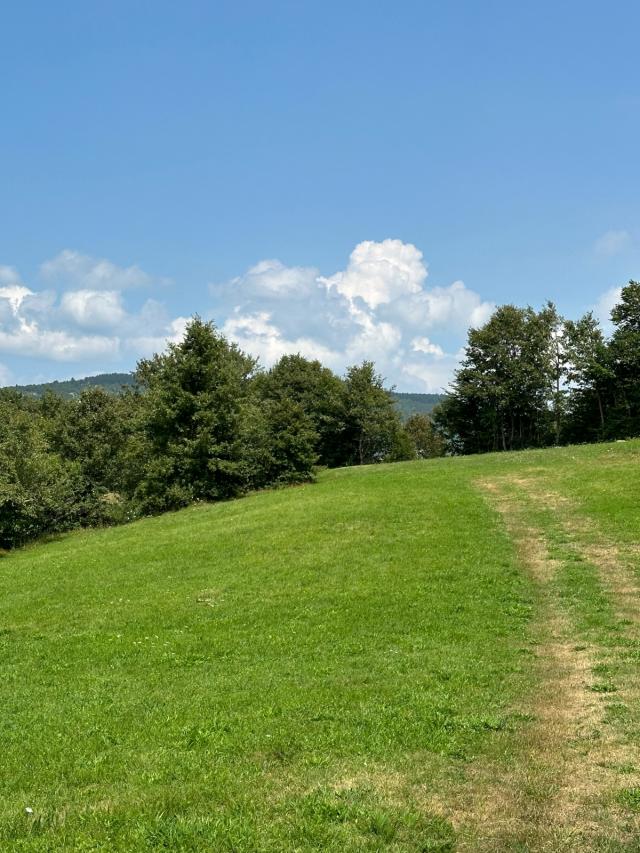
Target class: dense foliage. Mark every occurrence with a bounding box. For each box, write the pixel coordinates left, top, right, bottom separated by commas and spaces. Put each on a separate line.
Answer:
0, 318, 439, 549
434, 281, 640, 453
13, 372, 136, 399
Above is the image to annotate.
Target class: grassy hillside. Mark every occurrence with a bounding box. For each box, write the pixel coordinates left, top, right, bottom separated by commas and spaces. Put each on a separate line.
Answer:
2, 442, 640, 850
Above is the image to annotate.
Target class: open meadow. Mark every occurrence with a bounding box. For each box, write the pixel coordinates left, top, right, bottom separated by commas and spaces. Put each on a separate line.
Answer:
2, 440, 640, 851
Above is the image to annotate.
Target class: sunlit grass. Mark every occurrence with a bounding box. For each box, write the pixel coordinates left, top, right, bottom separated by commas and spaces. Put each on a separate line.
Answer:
1, 439, 639, 850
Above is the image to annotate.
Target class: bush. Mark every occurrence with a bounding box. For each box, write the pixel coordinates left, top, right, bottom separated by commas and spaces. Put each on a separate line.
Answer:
0, 403, 84, 548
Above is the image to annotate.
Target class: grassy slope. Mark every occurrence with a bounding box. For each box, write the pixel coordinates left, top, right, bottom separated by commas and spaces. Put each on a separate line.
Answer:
1, 441, 639, 850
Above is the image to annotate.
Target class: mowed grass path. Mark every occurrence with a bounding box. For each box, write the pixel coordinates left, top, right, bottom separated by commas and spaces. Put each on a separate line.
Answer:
1, 441, 639, 850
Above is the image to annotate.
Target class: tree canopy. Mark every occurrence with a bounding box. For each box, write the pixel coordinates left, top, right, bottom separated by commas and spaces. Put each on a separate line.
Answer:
0, 318, 424, 548
434, 282, 640, 453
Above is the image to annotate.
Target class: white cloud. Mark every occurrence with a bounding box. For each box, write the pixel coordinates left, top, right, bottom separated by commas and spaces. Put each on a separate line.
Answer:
213, 239, 493, 390
41, 249, 153, 290
0, 285, 34, 315
387, 280, 494, 332
411, 336, 445, 357
400, 357, 460, 393
0, 256, 184, 368
128, 316, 190, 358
0, 362, 12, 385
594, 230, 632, 256
169, 316, 189, 341
343, 310, 402, 364
0, 305, 185, 363
60, 290, 126, 329
594, 285, 622, 328
0, 325, 120, 361
321, 239, 426, 309
223, 311, 342, 367
227, 259, 319, 298
2, 240, 494, 391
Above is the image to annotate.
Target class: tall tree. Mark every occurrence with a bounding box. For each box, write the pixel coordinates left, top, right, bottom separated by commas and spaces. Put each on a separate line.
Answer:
403, 413, 445, 459
564, 312, 613, 440
437, 305, 557, 453
609, 281, 640, 437
134, 317, 256, 511
46, 387, 129, 491
542, 302, 568, 445
241, 396, 318, 489
255, 354, 346, 466
342, 362, 406, 464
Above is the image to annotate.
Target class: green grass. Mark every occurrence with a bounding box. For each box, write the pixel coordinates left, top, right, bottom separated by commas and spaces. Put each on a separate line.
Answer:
1, 440, 640, 850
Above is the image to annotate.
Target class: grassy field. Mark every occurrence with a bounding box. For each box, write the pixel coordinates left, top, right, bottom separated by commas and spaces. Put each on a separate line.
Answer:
2, 441, 640, 850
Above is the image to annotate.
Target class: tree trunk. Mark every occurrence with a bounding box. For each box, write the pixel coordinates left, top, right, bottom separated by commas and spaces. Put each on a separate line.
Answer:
596, 390, 605, 432
555, 372, 561, 445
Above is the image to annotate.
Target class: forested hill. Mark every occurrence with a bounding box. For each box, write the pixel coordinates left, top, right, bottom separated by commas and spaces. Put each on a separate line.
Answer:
10, 372, 136, 398
7, 371, 444, 416
391, 392, 445, 419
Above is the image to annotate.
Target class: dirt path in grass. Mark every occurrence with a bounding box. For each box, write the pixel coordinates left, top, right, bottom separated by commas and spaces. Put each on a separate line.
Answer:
509, 474, 640, 629
448, 476, 640, 851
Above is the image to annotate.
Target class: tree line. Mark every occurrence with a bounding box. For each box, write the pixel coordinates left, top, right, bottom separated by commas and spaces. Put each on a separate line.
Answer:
0, 317, 442, 549
3, 281, 638, 550
434, 280, 640, 453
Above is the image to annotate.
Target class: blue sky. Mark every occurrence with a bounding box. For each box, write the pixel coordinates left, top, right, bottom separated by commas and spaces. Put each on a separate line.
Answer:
1, 0, 639, 390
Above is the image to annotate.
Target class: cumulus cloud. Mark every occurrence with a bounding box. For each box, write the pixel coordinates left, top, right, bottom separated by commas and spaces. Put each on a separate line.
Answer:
321, 239, 426, 309
411, 336, 445, 357
594, 230, 632, 256
60, 290, 126, 330
382, 280, 494, 333
211, 238, 493, 390
223, 311, 342, 367
227, 259, 319, 298
2, 239, 494, 391
0, 280, 120, 362
400, 354, 463, 393
0, 327, 119, 361
41, 249, 153, 290
0, 254, 185, 371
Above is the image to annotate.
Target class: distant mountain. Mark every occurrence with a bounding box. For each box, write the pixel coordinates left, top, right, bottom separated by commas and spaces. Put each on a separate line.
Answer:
8, 371, 445, 416
9, 372, 136, 399
390, 392, 445, 420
